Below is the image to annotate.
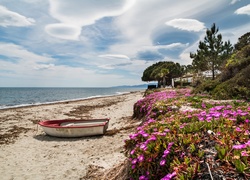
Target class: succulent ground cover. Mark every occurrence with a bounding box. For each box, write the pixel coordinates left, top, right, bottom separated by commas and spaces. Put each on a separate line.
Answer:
124, 89, 250, 180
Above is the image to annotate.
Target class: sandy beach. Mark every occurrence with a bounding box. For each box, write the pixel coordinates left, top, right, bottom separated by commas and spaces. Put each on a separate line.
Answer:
0, 91, 144, 180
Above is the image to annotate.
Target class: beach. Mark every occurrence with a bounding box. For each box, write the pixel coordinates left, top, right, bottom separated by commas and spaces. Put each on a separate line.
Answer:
0, 91, 144, 180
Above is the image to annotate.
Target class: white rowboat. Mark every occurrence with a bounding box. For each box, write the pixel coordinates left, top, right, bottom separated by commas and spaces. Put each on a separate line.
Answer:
38, 118, 110, 137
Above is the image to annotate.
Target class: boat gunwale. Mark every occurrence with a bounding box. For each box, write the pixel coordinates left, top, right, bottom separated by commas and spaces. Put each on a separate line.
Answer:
38, 118, 110, 129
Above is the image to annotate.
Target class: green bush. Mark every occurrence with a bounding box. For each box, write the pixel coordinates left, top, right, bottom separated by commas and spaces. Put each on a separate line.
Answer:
192, 79, 220, 94
212, 65, 250, 100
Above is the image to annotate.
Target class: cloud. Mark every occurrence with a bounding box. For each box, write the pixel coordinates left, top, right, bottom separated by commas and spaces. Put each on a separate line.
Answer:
178, 52, 193, 65
1, 60, 132, 87
235, 4, 250, 15
134, 43, 189, 60
33, 63, 55, 70
45, 23, 82, 40
165, 18, 205, 32
142, 43, 189, 51
137, 50, 164, 61
98, 54, 130, 60
230, 0, 241, 5
0, 5, 35, 27
45, 0, 135, 40
0, 43, 139, 87
111, 0, 222, 64
95, 54, 131, 69
0, 43, 53, 64
21, 0, 44, 3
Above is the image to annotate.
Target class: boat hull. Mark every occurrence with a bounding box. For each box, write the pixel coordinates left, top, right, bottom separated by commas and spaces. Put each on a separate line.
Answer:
38, 119, 109, 137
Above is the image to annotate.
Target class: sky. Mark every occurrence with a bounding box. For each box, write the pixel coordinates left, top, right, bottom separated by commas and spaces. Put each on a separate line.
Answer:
0, 0, 249, 87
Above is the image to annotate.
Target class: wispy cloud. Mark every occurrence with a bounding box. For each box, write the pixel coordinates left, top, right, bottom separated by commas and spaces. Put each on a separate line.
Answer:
0, 43, 53, 64
0, 5, 35, 27
98, 54, 130, 60
230, 0, 241, 5
45, 0, 135, 40
142, 43, 190, 51
33, 64, 55, 70
45, 24, 82, 40
235, 4, 250, 15
165, 19, 205, 32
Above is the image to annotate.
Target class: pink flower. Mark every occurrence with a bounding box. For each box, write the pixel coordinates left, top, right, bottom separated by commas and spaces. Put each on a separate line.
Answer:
237, 109, 243, 113
235, 127, 242, 132
198, 117, 204, 121
206, 116, 212, 122
138, 155, 144, 162
164, 129, 170, 132
140, 144, 147, 151
244, 130, 250, 135
233, 144, 247, 150
214, 106, 224, 111
161, 171, 177, 180
148, 119, 156, 123
168, 142, 174, 149
130, 149, 135, 155
245, 140, 250, 146
229, 117, 236, 121
139, 175, 148, 180
148, 135, 156, 141
129, 133, 138, 139
160, 159, 166, 166
180, 123, 186, 129
131, 159, 137, 164
162, 150, 170, 158
241, 151, 249, 157
202, 103, 206, 108
137, 126, 143, 131
239, 112, 248, 116
200, 111, 206, 116
180, 152, 185, 158
213, 112, 221, 118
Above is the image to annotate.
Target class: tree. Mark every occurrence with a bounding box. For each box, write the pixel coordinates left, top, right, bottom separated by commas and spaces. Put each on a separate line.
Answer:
234, 32, 250, 51
190, 23, 233, 80
141, 61, 182, 87
186, 64, 194, 74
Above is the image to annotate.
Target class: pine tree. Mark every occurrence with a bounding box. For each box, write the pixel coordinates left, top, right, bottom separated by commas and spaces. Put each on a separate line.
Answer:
190, 23, 233, 79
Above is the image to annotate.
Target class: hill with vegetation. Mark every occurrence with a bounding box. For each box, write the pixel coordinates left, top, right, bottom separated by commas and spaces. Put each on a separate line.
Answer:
193, 32, 250, 101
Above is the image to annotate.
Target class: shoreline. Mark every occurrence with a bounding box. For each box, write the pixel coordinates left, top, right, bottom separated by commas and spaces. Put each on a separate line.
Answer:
0, 91, 144, 180
0, 90, 144, 111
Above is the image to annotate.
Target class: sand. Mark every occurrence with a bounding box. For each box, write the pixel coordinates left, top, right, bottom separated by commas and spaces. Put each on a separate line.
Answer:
0, 91, 144, 180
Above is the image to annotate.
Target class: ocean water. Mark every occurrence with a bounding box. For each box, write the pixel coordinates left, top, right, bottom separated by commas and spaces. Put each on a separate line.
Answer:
0, 87, 146, 109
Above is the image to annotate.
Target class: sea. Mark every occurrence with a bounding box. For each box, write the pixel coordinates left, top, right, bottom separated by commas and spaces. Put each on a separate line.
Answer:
0, 87, 146, 110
